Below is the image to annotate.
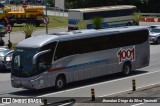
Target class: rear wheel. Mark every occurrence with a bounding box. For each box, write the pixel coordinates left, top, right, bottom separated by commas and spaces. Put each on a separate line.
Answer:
55, 75, 66, 90
121, 63, 131, 76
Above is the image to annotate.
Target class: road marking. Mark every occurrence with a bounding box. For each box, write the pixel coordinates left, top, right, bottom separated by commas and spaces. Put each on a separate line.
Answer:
38, 70, 160, 97
100, 82, 160, 97
131, 103, 144, 106
58, 102, 74, 106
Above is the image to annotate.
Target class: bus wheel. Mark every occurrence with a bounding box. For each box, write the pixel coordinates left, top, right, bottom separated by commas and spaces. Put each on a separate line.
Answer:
55, 75, 66, 90
121, 63, 131, 76
156, 37, 160, 44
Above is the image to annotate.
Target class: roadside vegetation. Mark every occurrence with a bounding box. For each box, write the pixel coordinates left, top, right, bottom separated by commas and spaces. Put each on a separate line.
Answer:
12, 16, 68, 32
91, 17, 104, 29
21, 24, 36, 39
76, 21, 86, 29
133, 11, 142, 25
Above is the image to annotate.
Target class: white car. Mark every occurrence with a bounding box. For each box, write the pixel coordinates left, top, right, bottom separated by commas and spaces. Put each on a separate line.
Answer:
0, 47, 14, 71
149, 28, 160, 44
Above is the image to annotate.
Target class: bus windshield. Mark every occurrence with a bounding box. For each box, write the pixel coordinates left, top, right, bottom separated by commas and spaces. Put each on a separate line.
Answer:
12, 48, 39, 77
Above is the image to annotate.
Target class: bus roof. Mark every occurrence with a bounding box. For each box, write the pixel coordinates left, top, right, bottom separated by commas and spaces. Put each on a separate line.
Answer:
68, 5, 136, 13
16, 26, 148, 48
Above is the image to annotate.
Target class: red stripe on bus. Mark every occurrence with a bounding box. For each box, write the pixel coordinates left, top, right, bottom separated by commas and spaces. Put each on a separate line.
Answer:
48, 67, 65, 72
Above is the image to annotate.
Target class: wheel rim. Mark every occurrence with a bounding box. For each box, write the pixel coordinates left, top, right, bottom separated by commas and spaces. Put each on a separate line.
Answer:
57, 78, 64, 88
124, 65, 130, 75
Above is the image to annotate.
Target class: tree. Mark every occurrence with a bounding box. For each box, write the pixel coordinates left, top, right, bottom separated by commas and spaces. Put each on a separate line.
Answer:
22, 24, 36, 39
133, 11, 141, 25
76, 21, 86, 29
91, 17, 104, 29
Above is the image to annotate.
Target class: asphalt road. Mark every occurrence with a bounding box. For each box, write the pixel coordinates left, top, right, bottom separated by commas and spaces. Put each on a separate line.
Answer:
2, 27, 67, 44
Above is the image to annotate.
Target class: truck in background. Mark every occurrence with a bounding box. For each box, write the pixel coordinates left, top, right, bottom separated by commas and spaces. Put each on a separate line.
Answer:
0, 3, 45, 27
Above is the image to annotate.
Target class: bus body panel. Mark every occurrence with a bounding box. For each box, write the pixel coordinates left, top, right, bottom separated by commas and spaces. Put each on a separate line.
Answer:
11, 26, 150, 89
12, 43, 149, 89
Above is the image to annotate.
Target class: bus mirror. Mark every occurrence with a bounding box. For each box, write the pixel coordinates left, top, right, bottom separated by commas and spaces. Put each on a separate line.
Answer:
32, 49, 51, 65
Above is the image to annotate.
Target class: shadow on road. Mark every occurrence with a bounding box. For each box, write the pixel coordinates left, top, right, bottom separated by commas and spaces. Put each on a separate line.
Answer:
0, 69, 11, 73
9, 70, 148, 97
150, 42, 159, 45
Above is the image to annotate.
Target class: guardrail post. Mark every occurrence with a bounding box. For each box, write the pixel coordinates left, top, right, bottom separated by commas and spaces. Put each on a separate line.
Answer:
44, 99, 48, 106
132, 79, 136, 91
91, 88, 95, 101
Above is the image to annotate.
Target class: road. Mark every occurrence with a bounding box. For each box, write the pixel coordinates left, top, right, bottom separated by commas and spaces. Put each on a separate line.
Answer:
2, 27, 67, 44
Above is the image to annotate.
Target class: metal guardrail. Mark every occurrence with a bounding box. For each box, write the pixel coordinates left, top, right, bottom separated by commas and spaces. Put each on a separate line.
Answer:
43, 99, 75, 106
141, 13, 160, 16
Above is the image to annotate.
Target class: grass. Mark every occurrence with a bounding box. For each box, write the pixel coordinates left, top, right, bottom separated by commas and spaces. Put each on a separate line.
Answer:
8, 16, 68, 49
12, 16, 68, 32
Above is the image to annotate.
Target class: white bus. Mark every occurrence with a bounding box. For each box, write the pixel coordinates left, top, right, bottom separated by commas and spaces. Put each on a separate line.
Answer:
11, 26, 149, 90
68, 5, 137, 30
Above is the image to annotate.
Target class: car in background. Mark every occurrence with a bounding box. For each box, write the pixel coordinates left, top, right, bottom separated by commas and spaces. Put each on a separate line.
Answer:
0, 47, 14, 71
149, 27, 160, 44
147, 25, 160, 31
0, 24, 6, 37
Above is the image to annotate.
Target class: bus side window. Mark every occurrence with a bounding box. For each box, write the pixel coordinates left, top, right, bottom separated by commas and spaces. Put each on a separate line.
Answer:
55, 40, 79, 60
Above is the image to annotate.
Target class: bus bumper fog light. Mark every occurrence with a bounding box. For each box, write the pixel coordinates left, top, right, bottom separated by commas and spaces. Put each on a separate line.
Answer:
40, 80, 44, 84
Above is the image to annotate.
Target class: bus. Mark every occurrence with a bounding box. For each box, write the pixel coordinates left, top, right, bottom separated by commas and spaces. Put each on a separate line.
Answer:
11, 26, 149, 90
68, 5, 137, 30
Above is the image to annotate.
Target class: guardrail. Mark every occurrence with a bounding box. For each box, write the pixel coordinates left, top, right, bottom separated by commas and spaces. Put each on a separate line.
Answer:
43, 99, 75, 106
141, 13, 160, 16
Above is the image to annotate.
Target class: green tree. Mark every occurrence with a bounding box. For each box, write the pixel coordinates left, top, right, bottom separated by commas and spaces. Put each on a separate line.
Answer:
22, 24, 36, 39
91, 17, 104, 29
133, 11, 141, 25
76, 21, 86, 29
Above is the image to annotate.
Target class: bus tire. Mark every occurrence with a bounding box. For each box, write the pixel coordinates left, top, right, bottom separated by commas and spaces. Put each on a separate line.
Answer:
55, 75, 66, 90
156, 37, 160, 44
121, 63, 131, 76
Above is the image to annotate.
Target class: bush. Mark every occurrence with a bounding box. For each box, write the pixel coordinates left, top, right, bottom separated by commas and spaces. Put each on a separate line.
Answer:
22, 24, 36, 39
76, 21, 86, 29
91, 17, 104, 29
133, 11, 141, 25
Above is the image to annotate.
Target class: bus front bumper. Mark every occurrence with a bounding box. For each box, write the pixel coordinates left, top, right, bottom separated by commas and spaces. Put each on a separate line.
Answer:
11, 76, 40, 89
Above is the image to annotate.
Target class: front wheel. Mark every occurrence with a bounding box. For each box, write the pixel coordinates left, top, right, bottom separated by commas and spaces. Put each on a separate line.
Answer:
55, 75, 66, 90
121, 63, 131, 76
156, 37, 160, 44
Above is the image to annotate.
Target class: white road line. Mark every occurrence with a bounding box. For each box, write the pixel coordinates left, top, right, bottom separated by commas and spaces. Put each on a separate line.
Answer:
100, 82, 160, 97
38, 70, 160, 97
131, 103, 144, 106
58, 102, 73, 106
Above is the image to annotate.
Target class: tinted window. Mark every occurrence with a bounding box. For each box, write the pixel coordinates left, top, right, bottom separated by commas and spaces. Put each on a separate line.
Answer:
55, 41, 79, 60
150, 28, 160, 33
37, 42, 56, 73
83, 8, 136, 20
55, 30, 148, 60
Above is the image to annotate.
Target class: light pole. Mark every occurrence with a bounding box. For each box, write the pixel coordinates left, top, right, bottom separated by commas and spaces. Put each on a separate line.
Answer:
45, 2, 48, 34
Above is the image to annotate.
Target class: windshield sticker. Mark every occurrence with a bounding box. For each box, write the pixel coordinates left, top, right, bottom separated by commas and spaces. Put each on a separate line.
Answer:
117, 46, 135, 64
